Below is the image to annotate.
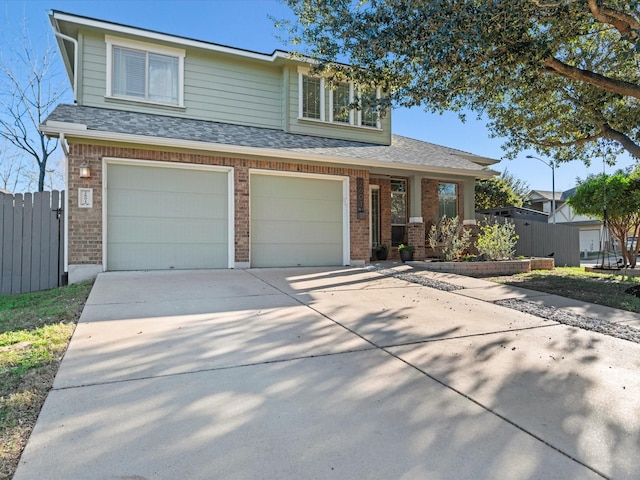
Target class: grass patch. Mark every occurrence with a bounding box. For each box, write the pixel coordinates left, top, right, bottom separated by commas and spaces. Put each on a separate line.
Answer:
0, 281, 93, 480
487, 267, 640, 313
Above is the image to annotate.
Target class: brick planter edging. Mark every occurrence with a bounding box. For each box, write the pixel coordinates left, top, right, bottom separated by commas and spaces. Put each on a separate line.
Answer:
415, 258, 554, 277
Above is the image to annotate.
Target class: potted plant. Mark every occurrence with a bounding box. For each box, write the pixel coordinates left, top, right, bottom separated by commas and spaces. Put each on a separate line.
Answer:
375, 244, 389, 260
398, 244, 414, 262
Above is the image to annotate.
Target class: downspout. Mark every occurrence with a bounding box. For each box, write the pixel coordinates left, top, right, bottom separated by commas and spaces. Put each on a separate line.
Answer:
60, 132, 69, 277
53, 32, 78, 103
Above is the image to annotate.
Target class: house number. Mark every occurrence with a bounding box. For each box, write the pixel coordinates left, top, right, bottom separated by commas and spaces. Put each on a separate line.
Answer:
356, 177, 366, 219
78, 188, 93, 208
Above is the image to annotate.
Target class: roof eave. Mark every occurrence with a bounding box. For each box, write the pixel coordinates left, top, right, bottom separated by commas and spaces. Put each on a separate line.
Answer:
49, 10, 307, 65
41, 122, 495, 179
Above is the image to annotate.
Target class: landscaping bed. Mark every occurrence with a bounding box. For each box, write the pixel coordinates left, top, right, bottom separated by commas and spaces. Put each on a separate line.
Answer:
412, 257, 554, 277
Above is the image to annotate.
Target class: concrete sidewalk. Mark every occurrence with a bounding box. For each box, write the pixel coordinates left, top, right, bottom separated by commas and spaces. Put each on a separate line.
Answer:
13, 267, 640, 480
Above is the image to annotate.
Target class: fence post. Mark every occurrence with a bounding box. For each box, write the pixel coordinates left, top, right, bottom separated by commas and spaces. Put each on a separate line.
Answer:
21, 193, 33, 293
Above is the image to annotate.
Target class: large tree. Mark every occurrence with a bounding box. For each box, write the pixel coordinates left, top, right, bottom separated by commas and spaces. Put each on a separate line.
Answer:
282, 0, 640, 165
568, 171, 640, 267
475, 171, 529, 210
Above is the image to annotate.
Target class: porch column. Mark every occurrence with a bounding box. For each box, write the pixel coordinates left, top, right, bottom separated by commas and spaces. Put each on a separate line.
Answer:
462, 177, 476, 225
409, 175, 423, 222
409, 175, 425, 260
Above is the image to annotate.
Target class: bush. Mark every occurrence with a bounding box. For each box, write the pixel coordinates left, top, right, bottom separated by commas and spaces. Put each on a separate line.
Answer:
428, 216, 472, 261
476, 219, 519, 260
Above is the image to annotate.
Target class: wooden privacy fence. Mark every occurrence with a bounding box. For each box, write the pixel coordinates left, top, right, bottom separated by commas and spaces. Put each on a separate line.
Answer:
0, 191, 66, 295
477, 214, 580, 267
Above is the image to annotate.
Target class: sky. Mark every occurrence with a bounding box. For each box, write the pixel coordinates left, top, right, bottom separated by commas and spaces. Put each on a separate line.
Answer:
2, 0, 637, 193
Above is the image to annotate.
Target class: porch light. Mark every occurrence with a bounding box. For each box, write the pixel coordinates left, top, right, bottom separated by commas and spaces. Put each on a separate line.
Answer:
79, 162, 91, 178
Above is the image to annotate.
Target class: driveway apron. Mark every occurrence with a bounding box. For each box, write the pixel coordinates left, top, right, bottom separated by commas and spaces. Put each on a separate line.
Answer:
13, 268, 640, 480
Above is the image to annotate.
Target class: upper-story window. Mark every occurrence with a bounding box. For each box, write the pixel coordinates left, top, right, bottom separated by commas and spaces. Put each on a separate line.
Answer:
331, 82, 352, 124
360, 88, 379, 127
106, 36, 185, 107
301, 75, 324, 119
298, 68, 381, 129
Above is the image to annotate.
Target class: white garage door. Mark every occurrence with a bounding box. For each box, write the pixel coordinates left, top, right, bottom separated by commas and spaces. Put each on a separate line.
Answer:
250, 173, 345, 267
107, 162, 230, 270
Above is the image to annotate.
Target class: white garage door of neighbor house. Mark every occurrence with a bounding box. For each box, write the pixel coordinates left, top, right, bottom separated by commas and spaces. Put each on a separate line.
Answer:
250, 173, 345, 267
107, 162, 229, 271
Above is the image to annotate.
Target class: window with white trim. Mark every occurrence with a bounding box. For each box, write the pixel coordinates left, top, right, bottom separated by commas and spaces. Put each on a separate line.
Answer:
360, 88, 379, 128
438, 183, 458, 218
298, 69, 381, 129
106, 37, 185, 107
331, 82, 351, 124
301, 75, 323, 119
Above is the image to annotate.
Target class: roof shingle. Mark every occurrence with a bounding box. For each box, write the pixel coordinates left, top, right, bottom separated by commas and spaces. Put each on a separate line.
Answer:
45, 104, 496, 173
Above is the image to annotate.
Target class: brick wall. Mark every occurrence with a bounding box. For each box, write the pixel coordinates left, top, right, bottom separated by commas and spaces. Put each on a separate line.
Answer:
66, 143, 370, 266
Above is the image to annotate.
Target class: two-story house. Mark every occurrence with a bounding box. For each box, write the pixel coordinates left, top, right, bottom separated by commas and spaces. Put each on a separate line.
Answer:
42, 11, 497, 283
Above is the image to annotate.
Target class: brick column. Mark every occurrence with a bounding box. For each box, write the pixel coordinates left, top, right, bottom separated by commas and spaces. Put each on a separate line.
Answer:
234, 164, 250, 266
408, 221, 426, 260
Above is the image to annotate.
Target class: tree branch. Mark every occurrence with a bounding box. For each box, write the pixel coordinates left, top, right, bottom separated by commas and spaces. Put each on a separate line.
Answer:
586, 0, 639, 40
543, 56, 640, 99
602, 124, 640, 159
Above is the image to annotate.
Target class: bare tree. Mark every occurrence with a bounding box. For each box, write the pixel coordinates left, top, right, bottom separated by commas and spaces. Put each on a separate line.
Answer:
0, 139, 25, 192
0, 19, 67, 192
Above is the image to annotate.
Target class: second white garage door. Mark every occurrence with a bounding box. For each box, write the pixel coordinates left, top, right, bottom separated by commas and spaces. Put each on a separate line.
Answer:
106, 161, 231, 271
250, 172, 346, 267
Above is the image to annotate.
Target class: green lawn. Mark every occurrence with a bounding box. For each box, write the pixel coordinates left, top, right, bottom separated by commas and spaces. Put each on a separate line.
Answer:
487, 267, 640, 313
0, 281, 93, 480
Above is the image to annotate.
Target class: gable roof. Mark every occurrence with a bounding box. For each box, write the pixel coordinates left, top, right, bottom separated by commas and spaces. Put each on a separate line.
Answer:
42, 105, 497, 177
529, 190, 563, 201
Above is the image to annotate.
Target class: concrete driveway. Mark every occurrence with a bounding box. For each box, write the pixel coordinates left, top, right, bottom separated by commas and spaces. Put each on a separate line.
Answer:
13, 267, 640, 479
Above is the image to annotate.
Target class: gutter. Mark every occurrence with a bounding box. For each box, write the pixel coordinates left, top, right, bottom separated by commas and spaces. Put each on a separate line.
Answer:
40, 122, 497, 179
59, 133, 69, 275
52, 30, 78, 103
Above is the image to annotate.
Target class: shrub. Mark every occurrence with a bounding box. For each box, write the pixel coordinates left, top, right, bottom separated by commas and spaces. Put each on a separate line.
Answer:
428, 216, 472, 261
476, 218, 519, 260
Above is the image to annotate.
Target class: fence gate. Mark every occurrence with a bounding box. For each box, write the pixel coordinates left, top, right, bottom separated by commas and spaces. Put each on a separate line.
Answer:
0, 191, 66, 295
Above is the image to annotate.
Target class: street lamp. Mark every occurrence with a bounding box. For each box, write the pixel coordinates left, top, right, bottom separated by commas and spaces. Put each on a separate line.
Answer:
526, 155, 556, 224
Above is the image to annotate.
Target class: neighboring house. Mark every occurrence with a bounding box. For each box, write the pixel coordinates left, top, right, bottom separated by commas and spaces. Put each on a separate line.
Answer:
554, 188, 603, 255
42, 11, 497, 283
528, 189, 565, 219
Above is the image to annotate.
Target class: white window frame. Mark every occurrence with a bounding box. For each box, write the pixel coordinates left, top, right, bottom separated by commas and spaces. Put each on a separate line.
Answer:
105, 35, 185, 107
329, 81, 354, 125
298, 69, 325, 121
357, 86, 381, 129
297, 67, 381, 129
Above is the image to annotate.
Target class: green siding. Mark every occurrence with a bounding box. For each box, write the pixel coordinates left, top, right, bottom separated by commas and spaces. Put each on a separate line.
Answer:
75, 33, 391, 144
79, 33, 283, 128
